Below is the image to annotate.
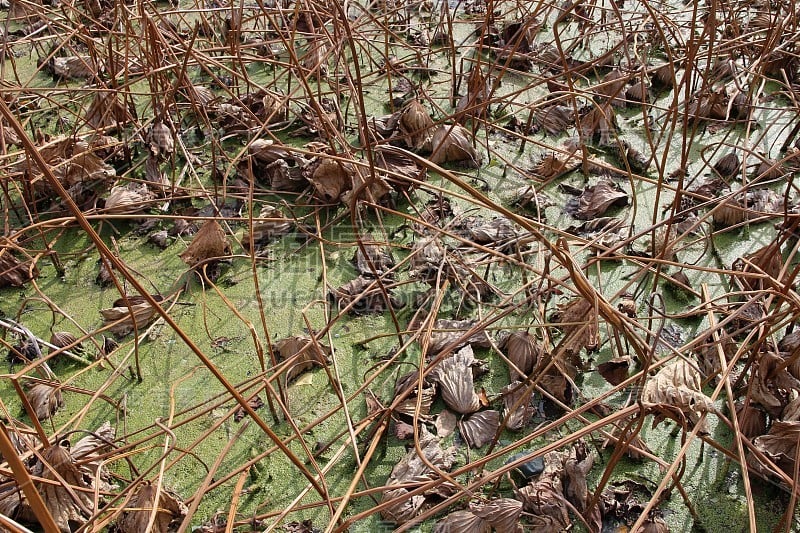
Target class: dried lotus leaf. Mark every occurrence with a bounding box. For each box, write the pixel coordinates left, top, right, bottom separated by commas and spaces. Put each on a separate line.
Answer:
329, 275, 401, 315
148, 121, 174, 159
85, 91, 135, 130
751, 421, 800, 480
565, 179, 629, 220
39, 441, 94, 532
553, 297, 599, 356
426, 318, 492, 355
502, 381, 534, 431
105, 184, 154, 214
501, 331, 542, 380
433, 510, 489, 533
306, 157, 354, 202
0, 241, 38, 287
24, 381, 64, 421
458, 410, 499, 448
275, 335, 331, 383
353, 234, 395, 277
429, 125, 481, 168
398, 99, 434, 150
179, 219, 231, 267
116, 482, 187, 533
100, 300, 160, 337
429, 346, 481, 414
471, 498, 523, 532
243, 206, 295, 250
641, 360, 716, 431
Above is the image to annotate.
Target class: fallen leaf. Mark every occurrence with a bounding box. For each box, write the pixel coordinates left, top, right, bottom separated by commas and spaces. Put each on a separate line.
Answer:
565, 179, 629, 220
459, 410, 500, 448
329, 276, 402, 315
179, 219, 232, 269
275, 335, 331, 384
436, 409, 458, 437
501, 331, 543, 381
115, 482, 187, 533
641, 360, 716, 432
39, 441, 94, 532
502, 381, 535, 431
24, 380, 64, 421
100, 297, 162, 337
429, 125, 482, 168
429, 345, 482, 414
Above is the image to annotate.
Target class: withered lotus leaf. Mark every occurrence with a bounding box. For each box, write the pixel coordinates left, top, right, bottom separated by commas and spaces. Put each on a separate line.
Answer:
641, 360, 716, 430
243, 206, 295, 250
305, 156, 354, 202
516, 452, 569, 532
353, 234, 395, 277
275, 335, 331, 384
100, 296, 162, 337
635, 515, 670, 533
737, 401, 768, 438
426, 318, 493, 355
71, 421, 116, 491
533, 105, 574, 136
0, 241, 38, 287
381, 428, 454, 523
116, 482, 187, 533
147, 121, 174, 159
751, 421, 800, 479
375, 147, 426, 192
458, 410, 499, 448
398, 99, 434, 150
85, 91, 134, 130
429, 345, 482, 414
471, 498, 523, 532
24, 380, 64, 421
435, 409, 458, 437
563, 441, 593, 512
179, 219, 232, 267
565, 179, 629, 220
39, 441, 94, 532
502, 381, 535, 431
49, 55, 97, 80
105, 184, 154, 214
429, 125, 482, 168
501, 331, 542, 380
329, 275, 401, 315
433, 510, 489, 533
597, 356, 631, 386
553, 297, 599, 356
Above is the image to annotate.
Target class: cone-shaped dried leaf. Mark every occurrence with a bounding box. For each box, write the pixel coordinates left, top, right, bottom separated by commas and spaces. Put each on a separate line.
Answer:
471, 498, 523, 532
381, 428, 454, 523
459, 410, 499, 448
429, 346, 482, 414
275, 335, 331, 383
148, 121, 174, 159
553, 297, 599, 356
85, 91, 134, 130
24, 381, 64, 421
353, 234, 395, 277
0, 241, 38, 287
100, 299, 160, 337
105, 184, 154, 214
502, 381, 535, 431
751, 421, 800, 479
180, 219, 231, 267
597, 356, 631, 385
563, 441, 593, 512
329, 275, 401, 315
534, 105, 573, 136
433, 510, 489, 533
38, 441, 93, 532
116, 482, 187, 533
435, 409, 458, 437
565, 179, 629, 220
641, 360, 716, 430
48, 56, 98, 80
501, 331, 542, 380
516, 452, 569, 532
736, 402, 767, 438
305, 157, 354, 202
71, 421, 116, 490
394, 371, 436, 419
425, 319, 493, 355
398, 99, 434, 150
243, 206, 295, 251
429, 125, 481, 168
